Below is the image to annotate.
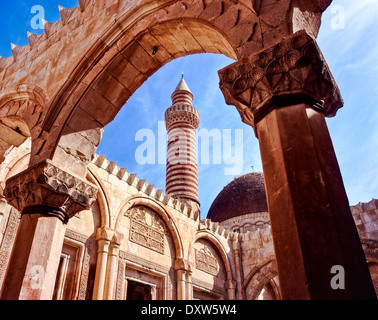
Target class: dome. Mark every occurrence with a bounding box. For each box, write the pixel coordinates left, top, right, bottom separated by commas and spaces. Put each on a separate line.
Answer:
206, 172, 268, 222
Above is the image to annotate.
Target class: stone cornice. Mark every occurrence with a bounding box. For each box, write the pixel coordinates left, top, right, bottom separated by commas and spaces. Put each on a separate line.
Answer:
89, 154, 198, 220
3, 159, 98, 222
165, 104, 200, 130
218, 30, 343, 130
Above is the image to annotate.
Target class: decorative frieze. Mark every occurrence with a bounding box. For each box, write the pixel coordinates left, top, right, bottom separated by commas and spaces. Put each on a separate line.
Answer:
125, 206, 165, 254
0, 208, 20, 289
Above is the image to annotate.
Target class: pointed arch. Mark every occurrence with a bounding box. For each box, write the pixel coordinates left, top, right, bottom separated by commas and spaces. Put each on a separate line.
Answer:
191, 229, 233, 281
244, 258, 280, 300
86, 166, 112, 229
115, 195, 184, 260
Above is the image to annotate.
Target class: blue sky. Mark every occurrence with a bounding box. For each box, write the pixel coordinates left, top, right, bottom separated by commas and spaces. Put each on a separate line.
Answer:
0, 0, 377, 219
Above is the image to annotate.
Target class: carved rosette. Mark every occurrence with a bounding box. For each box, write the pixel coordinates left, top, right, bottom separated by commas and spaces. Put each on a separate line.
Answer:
3, 160, 98, 223
218, 30, 343, 129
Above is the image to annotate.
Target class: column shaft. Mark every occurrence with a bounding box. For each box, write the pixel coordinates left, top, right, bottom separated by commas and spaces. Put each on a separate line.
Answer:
0, 212, 66, 300
1, 160, 97, 300
257, 104, 375, 299
218, 30, 376, 299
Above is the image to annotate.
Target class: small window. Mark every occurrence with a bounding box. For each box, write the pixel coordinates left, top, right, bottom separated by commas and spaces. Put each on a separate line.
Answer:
127, 280, 152, 300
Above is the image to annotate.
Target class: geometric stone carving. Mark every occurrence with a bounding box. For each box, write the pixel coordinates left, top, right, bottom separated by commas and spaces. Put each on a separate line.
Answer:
0, 208, 21, 290
126, 206, 165, 254
219, 30, 343, 130
245, 260, 278, 300
195, 245, 219, 276
3, 159, 98, 223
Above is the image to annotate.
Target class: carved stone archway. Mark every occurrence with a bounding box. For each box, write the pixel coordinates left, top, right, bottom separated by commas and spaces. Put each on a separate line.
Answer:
191, 230, 235, 299
244, 259, 280, 300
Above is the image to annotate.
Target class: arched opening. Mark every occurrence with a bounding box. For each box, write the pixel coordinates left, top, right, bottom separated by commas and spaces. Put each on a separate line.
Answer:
96, 52, 260, 217
50, 17, 261, 216
244, 259, 280, 300
53, 18, 241, 171
115, 200, 183, 300
0, 116, 30, 164
191, 236, 228, 300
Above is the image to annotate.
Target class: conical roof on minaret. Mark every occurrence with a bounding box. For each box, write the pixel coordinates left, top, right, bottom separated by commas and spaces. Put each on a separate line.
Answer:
174, 74, 192, 93
171, 73, 193, 105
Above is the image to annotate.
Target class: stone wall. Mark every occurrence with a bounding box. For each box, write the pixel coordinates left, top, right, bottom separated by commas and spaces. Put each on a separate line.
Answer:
350, 199, 378, 241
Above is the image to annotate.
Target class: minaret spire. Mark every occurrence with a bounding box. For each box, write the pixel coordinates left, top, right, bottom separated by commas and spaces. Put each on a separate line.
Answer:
165, 75, 200, 210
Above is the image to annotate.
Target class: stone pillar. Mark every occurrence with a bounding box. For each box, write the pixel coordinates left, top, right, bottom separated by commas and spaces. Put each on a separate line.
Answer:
92, 227, 111, 300
185, 270, 193, 300
219, 31, 376, 300
175, 269, 186, 300
0, 160, 97, 300
175, 258, 191, 300
105, 232, 122, 300
225, 278, 236, 300
232, 237, 243, 300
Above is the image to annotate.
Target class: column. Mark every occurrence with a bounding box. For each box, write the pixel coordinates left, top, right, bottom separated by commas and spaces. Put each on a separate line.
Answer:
93, 228, 122, 300
219, 30, 376, 300
105, 232, 122, 300
225, 279, 236, 300
175, 269, 186, 300
185, 270, 193, 300
175, 258, 191, 300
0, 160, 97, 300
232, 237, 243, 300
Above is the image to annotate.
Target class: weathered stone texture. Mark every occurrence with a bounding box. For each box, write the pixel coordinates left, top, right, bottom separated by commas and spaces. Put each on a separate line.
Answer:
351, 199, 378, 241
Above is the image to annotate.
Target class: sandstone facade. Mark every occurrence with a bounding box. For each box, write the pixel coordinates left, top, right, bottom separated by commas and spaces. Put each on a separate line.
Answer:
0, 138, 376, 299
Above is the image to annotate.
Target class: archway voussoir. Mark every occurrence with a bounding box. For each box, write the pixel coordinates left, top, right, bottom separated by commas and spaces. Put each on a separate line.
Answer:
78, 87, 119, 127
91, 70, 131, 107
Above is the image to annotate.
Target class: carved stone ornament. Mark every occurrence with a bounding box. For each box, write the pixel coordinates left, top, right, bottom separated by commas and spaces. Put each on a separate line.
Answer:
126, 206, 165, 255
218, 30, 343, 129
195, 245, 219, 276
3, 159, 98, 223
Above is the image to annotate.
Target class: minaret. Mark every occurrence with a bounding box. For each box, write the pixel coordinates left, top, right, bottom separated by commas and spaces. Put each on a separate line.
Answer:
165, 75, 200, 209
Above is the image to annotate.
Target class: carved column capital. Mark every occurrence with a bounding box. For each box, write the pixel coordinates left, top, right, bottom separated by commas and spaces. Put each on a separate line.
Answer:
3, 159, 98, 223
218, 30, 343, 130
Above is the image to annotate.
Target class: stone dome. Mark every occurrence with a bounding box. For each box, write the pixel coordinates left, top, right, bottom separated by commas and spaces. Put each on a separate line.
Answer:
206, 172, 268, 222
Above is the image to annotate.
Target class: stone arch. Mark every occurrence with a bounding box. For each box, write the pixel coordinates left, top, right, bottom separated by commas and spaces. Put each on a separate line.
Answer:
0, 0, 334, 175
36, 0, 265, 174
0, 86, 46, 166
86, 166, 112, 229
115, 195, 184, 260
0, 138, 31, 191
191, 230, 233, 282
244, 258, 280, 300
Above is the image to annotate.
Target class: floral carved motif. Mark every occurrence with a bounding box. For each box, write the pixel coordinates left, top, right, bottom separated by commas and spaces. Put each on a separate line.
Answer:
3, 160, 98, 222
218, 30, 343, 128
126, 206, 165, 255
195, 245, 219, 276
